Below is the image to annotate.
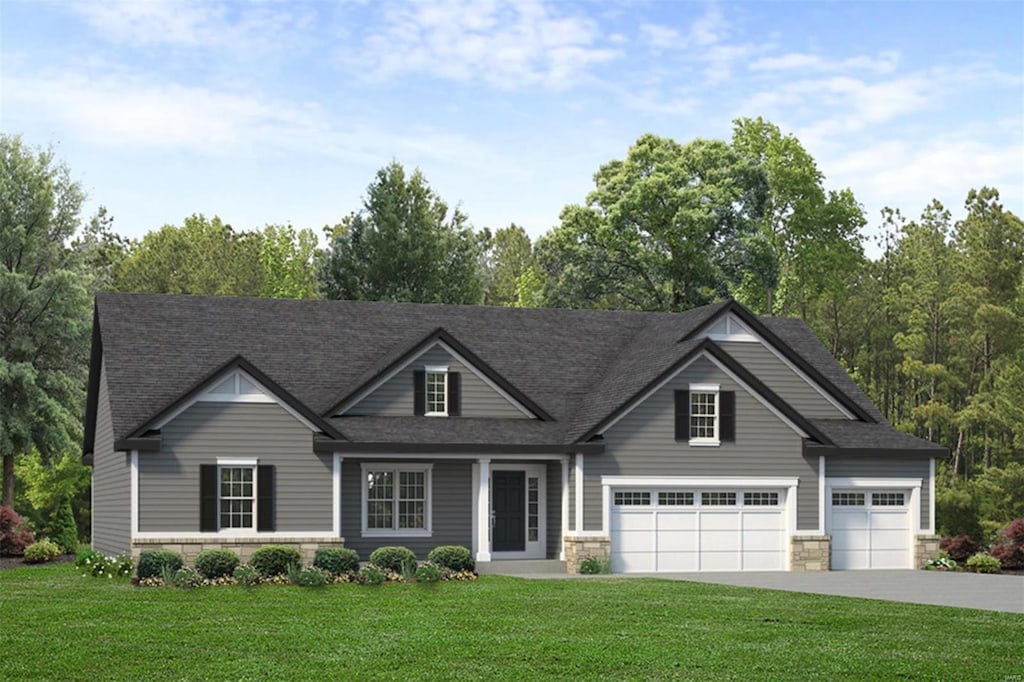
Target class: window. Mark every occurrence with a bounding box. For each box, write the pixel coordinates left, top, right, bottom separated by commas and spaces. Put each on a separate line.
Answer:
872, 492, 905, 507
658, 491, 694, 506
219, 466, 255, 529
200, 461, 272, 533
701, 491, 736, 506
832, 491, 865, 506
528, 477, 539, 542
675, 387, 734, 444
614, 491, 651, 506
425, 366, 448, 416
743, 492, 779, 506
690, 392, 717, 440
362, 464, 432, 535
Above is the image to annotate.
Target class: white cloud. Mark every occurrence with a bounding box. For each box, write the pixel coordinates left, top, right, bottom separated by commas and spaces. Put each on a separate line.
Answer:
750, 50, 900, 74
68, 0, 315, 51
351, 0, 621, 90
3, 65, 496, 168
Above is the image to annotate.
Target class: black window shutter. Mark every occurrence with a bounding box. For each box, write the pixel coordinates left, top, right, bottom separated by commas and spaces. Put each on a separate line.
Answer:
674, 390, 689, 441
448, 372, 461, 416
200, 465, 218, 532
413, 370, 426, 415
257, 465, 275, 532
720, 391, 736, 442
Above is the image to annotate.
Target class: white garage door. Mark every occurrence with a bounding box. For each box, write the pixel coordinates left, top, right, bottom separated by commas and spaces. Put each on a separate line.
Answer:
610, 489, 787, 573
829, 490, 911, 569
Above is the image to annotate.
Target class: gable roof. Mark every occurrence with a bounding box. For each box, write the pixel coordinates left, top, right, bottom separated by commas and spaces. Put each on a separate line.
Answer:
682, 301, 881, 423
85, 293, 911, 455
328, 327, 552, 420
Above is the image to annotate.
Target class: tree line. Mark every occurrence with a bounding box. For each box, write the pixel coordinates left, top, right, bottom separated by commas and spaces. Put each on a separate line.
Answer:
2, 120, 1021, 544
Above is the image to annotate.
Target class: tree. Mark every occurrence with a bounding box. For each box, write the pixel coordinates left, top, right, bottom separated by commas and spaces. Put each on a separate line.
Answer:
0, 134, 91, 505
114, 214, 265, 296
485, 224, 535, 306
536, 134, 768, 311
318, 162, 486, 304
730, 117, 865, 318
258, 224, 320, 299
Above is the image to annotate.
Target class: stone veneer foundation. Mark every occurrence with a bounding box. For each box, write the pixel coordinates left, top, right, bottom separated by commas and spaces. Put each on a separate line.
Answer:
131, 538, 346, 565
790, 535, 831, 571
563, 535, 610, 573
914, 534, 941, 568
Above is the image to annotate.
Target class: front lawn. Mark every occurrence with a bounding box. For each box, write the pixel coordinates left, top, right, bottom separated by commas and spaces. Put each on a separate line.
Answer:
1, 565, 1020, 680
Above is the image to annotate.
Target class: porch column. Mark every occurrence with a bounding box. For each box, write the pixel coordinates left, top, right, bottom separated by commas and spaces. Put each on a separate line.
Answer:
476, 458, 491, 563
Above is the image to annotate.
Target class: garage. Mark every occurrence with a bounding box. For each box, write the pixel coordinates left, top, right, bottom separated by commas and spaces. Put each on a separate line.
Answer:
609, 488, 788, 573
828, 488, 913, 569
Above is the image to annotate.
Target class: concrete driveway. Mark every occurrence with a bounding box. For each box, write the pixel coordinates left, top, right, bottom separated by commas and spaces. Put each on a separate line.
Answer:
626, 570, 1024, 613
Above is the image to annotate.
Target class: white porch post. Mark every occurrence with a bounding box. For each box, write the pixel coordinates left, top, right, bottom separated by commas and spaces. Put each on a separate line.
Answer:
560, 455, 569, 561
476, 458, 492, 563
574, 453, 584, 533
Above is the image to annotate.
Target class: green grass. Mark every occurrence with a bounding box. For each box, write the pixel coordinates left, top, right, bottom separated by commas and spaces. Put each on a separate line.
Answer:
1, 565, 1021, 680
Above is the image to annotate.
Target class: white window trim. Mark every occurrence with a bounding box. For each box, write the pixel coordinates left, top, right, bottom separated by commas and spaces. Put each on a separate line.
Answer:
423, 365, 449, 417
688, 383, 720, 446
360, 462, 433, 538
216, 458, 259, 534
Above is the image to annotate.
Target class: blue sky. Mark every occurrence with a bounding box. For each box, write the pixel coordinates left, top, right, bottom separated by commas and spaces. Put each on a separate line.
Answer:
2, 1, 1021, 254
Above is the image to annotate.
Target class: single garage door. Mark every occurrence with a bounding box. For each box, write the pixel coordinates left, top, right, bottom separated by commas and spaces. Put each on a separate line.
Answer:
610, 489, 787, 573
829, 490, 911, 569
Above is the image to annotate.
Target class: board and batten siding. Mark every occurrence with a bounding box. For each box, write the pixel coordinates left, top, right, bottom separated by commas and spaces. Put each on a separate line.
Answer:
591, 355, 820, 531
341, 459, 473, 560
138, 402, 333, 533
347, 345, 528, 419
91, 358, 131, 556
718, 341, 848, 419
827, 457, 932, 531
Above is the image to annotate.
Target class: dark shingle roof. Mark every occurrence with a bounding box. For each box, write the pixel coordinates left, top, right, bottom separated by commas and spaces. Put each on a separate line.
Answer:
809, 419, 946, 452
89, 293, 909, 452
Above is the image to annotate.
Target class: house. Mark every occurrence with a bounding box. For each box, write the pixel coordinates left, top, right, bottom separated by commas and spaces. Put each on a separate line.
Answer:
84, 293, 946, 572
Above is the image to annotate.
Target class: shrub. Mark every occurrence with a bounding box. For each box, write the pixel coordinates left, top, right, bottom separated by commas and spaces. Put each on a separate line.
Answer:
250, 545, 303, 578
233, 564, 261, 587
47, 499, 79, 554
966, 553, 1002, 574
427, 545, 474, 572
923, 552, 959, 571
0, 505, 35, 556
358, 564, 386, 585
935, 485, 984, 541
312, 548, 360, 576
369, 546, 417, 573
578, 555, 611, 574
137, 550, 184, 579
194, 549, 240, 579
79, 553, 133, 579
172, 566, 204, 588
415, 561, 442, 583
23, 538, 62, 564
991, 518, 1024, 570
294, 566, 329, 588
939, 535, 983, 563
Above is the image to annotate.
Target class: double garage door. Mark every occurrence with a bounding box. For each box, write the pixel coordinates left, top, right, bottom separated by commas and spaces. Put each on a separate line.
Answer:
829, 489, 912, 569
610, 488, 787, 573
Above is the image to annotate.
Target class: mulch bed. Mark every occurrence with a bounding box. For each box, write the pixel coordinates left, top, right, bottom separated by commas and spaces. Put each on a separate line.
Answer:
0, 554, 75, 571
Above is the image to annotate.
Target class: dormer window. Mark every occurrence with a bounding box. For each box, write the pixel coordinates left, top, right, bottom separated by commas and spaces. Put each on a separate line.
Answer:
413, 366, 461, 417
425, 366, 448, 416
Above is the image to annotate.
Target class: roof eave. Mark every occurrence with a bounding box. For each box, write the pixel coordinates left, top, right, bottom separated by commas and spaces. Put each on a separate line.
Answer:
312, 440, 603, 455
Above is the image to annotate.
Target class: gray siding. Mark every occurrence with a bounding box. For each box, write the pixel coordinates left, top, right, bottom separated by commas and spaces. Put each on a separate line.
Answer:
341, 459, 473, 560
91, 359, 131, 555
546, 460, 562, 559
593, 356, 820, 531
826, 457, 932, 531
719, 341, 848, 419
349, 345, 528, 419
139, 402, 333, 533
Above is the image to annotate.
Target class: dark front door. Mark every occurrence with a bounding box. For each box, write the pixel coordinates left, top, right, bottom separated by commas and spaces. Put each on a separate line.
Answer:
492, 471, 526, 552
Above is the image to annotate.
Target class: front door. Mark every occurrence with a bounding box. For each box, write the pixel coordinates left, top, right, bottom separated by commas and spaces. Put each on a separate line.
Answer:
492, 471, 526, 552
